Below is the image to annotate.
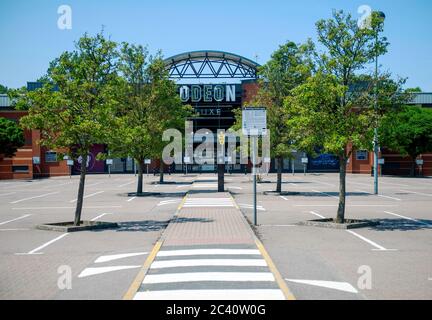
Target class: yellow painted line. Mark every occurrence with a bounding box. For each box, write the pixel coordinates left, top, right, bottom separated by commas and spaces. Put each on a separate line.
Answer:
123, 240, 163, 300
177, 193, 188, 211
228, 193, 240, 209
255, 238, 296, 300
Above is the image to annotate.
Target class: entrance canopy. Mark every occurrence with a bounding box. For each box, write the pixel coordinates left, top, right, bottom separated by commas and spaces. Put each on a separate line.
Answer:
164, 50, 260, 79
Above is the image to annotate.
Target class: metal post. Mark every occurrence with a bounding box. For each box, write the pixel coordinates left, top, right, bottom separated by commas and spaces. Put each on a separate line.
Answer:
373, 31, 379, 195
108, 165, 111, 178
252, 136, 257, 226
146, 164, 149, 177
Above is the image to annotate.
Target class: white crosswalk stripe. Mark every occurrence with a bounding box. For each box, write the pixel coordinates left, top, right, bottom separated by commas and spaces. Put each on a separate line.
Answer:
134, 245, 285, 300
183, 198, 234, 208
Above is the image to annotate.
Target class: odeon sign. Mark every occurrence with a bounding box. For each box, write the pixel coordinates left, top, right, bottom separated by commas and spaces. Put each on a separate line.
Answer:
179, 84, 237, 103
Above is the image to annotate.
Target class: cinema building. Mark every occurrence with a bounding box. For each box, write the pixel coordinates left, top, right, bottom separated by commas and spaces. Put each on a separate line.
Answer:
0, 50, 431, 179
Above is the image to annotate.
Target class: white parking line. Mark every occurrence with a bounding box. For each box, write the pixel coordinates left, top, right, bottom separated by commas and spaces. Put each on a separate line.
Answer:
311, 180, 336, 187
91, 213, 113, 221
309, 211, 326, 218
0, 192, 16, 197
118, 181, 135, 188
127, 196, 137, 202
70, 191, 104, 203
0, 228, 30, 231
157, 199, 180, 206
294, 204, 398, 207
279, 196, 288, 201
311, 189, 338, 199
346, 230, 395, 251
143, 272, 275, 284
400, 189, 432, 197
260, 224, 296, 227
86, 182, 104, 188
0, 214, 31, 226
16, 233, 69, 255
355, 189, 401, 201
239, 204, 266, 211
10, 191, 60, 204
43, 181, 73, 189
78, 265, 141, 278
12, 205, 122, 210
379, 181, 409, 187
227, 186, 243, 190
285, 279, 358, 293
95, 252, 148, 263
384, 211, 432, 226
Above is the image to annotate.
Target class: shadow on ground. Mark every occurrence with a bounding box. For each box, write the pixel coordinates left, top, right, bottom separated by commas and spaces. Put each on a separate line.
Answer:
101, 216, 214, 233
368, 218, 432, 231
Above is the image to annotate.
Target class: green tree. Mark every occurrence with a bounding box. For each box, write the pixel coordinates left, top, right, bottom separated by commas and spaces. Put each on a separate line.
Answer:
380, 106, 432, 176
287, 10, 403, 223
249, 41, 313, 193
19, 31, 119, 226
108, 43, 191, 193
0, 118, 25, 157
0, 84, 8, 94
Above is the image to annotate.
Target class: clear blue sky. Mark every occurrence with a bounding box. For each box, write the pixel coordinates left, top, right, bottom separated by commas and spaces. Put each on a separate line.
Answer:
0, 0, 431, 90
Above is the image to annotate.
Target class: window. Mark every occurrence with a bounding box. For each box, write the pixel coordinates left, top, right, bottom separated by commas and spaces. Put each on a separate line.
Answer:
356, 150, 368, 161
45, 151, 57, 162
12, 165, 29, 173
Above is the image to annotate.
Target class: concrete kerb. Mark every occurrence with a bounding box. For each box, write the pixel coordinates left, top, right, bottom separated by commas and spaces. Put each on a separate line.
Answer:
297, 218, 380, 229
36, 220, 118, 232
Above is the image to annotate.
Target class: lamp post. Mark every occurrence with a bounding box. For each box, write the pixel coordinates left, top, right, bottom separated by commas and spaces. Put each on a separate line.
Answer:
373, 11, 385, 195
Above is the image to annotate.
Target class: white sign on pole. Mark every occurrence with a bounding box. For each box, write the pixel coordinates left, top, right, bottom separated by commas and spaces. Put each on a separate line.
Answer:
66, 160, 74, 166
301, 157, 308, 164
144, 159, 151, 164
242, 107, 267, 136
32, 156, 40, 164
416, 159, 424, 165
106, 159, 113, 165
184, 156, 191, 164
378, 158, 385, 165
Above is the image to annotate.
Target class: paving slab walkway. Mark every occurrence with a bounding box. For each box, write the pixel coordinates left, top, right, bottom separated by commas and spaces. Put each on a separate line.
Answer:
125, 178, 294, 300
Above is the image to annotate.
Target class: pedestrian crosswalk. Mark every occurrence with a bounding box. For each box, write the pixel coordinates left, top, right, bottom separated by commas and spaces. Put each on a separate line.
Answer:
183, 197, 235, 208
133, 245, 285, 300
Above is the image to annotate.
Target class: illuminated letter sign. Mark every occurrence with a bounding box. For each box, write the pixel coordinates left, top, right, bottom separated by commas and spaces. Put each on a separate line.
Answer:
214, 85, 224, 102
203, 85, 212, 102
226, 85, 235, 102
179, 85, 189, 102
179, 84, 237, 103
191, 85, 201, 102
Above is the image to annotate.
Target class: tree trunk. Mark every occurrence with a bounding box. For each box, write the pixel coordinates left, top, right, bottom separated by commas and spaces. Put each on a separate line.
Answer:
74, 153, 88, 226
137, 160, 143, 195
159, 160, 164, 184
336, 156, 346, 223
411, 157, 417, 177
276, 157, 283, 193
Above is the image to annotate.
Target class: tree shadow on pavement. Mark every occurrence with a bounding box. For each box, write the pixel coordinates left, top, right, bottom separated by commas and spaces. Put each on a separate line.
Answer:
115, 220, 169, 232
112, 217, 214, 232
368, 218, 432, 231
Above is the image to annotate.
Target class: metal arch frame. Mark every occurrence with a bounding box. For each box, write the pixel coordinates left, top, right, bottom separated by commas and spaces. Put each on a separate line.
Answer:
163, 50, 260, 79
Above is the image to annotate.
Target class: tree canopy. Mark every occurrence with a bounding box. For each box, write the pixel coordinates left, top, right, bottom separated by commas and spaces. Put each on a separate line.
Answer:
380, 106, 432, 175
0, 118, 25, 157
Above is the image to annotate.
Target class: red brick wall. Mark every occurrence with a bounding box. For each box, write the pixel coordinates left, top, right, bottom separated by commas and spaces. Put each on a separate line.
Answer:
0, 111, 69, 179
241, 81, 259, 105
0, 111, 33, 179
